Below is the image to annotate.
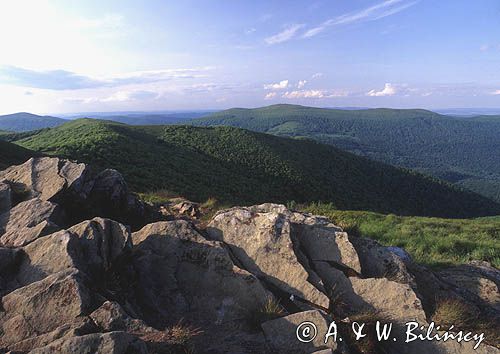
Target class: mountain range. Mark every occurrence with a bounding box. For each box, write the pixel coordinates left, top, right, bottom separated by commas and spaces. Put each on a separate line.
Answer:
3, 118, 500, 218
192, 104, 500, 203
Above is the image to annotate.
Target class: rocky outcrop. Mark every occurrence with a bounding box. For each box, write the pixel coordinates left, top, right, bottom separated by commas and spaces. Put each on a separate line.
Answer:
0, 157, 87, 201
131, 220, 270, 327
208, 204, 500, 353
207, 204, 427, 324
0, 157, 147, 231
0, 158, 498, 353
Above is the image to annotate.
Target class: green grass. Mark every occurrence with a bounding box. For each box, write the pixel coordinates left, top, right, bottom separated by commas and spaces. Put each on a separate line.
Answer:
12, 118, 500, 218
192, 104, 500, 203
302, 202, 500, 268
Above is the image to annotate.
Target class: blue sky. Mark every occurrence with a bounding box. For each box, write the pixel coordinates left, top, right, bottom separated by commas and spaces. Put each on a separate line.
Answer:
0, 0, 499, 114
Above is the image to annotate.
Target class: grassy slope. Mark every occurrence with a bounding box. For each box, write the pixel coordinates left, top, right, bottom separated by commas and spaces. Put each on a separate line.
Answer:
12, 118, 500, 218
302, 203, 500, 268
192, 105, 500, 203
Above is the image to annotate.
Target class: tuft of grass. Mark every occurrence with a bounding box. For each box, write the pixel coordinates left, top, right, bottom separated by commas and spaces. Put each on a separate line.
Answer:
432, 298, 478, 327
432, 298, 499, 348
199, 198, 231, 224
302, 202, 500, 268
246, 297, 286, 330
166, 321, 203, 346
200, 197, 218, 210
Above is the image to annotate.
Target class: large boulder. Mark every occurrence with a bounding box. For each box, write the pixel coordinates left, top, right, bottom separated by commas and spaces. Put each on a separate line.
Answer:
131, 220, 270, 327
0, 269, 94, 349
0, 157, 147, 230
207, 205, 331, 309
16, 230, 79, 286
85, 169, 146, 228
67, 217, 132, 276
350, 236, 415, 284
207, 204, 429, 327
437, 264, 500, 313
0, 157, 88, 201
0, 198, 62, 247
15, 218, 132, 288
349, 277, 427, 323
7, 317, 97, 353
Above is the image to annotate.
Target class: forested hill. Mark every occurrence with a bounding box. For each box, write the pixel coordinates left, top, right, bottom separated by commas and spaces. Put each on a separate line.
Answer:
0, 112, 66, 132
191, 104, 500, 203
9, 118, 500, 218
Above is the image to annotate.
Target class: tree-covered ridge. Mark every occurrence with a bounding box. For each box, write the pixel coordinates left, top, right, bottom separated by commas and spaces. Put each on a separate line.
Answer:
11, 118, 500, 218
192, 104, 500, 203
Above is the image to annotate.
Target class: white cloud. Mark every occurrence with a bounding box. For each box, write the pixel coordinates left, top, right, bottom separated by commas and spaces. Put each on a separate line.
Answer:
311, 73, 323, 79
264, 92, 277, 100
303, 0, 418, 38
101, 90, 159, 102
245, 28, 257, 35
282, 89, 348, 99
264, 80, 289, 90
367, 83, 398, 97
492, 90, 500, 95
297, 80, 307, 88
265, 24, 305, 45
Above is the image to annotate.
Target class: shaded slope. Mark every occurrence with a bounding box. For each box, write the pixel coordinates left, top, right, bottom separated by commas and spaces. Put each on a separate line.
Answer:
192, 104, 500, 202
0, 140, 39, 170
12, 118, 500, 218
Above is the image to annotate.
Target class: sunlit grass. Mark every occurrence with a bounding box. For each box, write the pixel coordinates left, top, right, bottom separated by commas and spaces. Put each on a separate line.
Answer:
302, 202, 500, 268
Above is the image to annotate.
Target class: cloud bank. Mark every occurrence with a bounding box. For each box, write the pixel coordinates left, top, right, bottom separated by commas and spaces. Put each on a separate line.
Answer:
0, 65, 214, 90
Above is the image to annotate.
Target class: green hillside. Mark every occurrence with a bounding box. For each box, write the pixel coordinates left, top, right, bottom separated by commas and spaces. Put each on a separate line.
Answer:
0, 140, 39, 170
0, 112, 66, 132
192, 104, 500, 203
10, 118, 500, 218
